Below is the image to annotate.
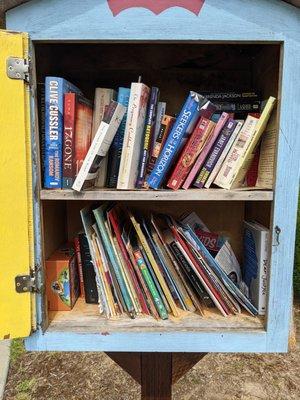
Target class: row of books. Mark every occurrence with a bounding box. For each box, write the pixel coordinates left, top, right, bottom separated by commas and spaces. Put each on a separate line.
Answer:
45, 204, 269, 317
42, 77, 276, 191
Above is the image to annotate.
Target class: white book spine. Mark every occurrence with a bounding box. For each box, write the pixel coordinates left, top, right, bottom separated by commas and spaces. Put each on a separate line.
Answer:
255, 230, 269, 315
73, 103, 125, 191
205, 120, 244, 188
117, 83, 150, 189
214, 115, 258, 189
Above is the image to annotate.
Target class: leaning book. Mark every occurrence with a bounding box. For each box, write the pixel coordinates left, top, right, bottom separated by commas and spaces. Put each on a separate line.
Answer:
72, 101, 125, 191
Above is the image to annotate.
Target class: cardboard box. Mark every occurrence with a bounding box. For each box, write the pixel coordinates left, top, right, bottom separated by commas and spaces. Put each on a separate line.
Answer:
46, 243, 80, 311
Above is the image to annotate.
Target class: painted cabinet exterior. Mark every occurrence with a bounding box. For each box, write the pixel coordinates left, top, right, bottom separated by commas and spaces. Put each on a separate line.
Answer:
1, 0, 300, 353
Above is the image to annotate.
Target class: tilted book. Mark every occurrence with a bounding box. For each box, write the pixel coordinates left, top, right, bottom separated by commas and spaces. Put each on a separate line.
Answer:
147, 92, 215, 189
243, 221, 270, 315
204, 120, 243, 188
194, 118, 237, 188
63, 93, 93, 189
148, 101, 167, 168
72, 101, 125, 191
92, 88, 117, 188
182, 112, 229, 190
106, 87, 130, 188
167, 117, 214, 190
213, 115, 259, 189
136, 87, 160, 188
117, 82, 150, 189
44, 77, 82, 188
230, 97, 276, 189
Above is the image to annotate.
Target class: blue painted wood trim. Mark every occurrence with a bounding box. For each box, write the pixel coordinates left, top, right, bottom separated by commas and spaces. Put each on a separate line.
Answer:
25, 329, 269, 353
265, 38, 300, 353
6, 0, 299, 42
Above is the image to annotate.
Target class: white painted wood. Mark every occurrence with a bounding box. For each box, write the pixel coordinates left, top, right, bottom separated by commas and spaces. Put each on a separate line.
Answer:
40, 189, 273, 201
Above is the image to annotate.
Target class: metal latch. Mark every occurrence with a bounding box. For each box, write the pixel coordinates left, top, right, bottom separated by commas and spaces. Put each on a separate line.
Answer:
15, 270, 36, 293
7, 57, 29, 82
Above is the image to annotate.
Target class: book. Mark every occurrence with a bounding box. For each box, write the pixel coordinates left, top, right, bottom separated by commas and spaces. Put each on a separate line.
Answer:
204, 120, 243, 188
243, 221, 270, 315
44, 77, 82, 188
213, 115, 259, 189
245, 144, 260, 187
194, 118, 238, 188
92, 88, 117, 187
45, 243, 80, 311
167, 117, 214, 190
203, 91, 261, 113
63, 93, 93, 189
147, 92, 215, 189
78, 233, 99, 304
37, 83, 46, 183
136, 87, 160, 188
117, 82, 150, 189
106, 87, 131, 188
215, 97, 276, 189
148, 114, 175, 173
72, 101, 125, 191
182, 112, 229, 190
149, 101, 167, 163
74, 236, 85, 298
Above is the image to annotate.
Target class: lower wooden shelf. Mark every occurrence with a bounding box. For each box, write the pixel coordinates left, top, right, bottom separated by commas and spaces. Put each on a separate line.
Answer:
40, 188, 273, 201
47, 298, 264, 334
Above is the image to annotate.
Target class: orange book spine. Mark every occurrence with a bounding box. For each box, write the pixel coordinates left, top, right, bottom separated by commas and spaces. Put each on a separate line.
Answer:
167, 117, 211, 190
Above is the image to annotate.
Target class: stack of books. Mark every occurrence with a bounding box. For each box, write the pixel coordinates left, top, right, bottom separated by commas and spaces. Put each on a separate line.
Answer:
76, 203, 259, 319
41, 77, 276, 191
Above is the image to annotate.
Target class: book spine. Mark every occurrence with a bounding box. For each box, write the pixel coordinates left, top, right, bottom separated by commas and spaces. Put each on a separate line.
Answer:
44, 77, 64, 188
229, 97, 276, 189
106, 88, 130, 188
62, 93, 76, 188
182, 112, 229, 190
133, 248, 168, 320
74, 236, 85, 298
205, 120, 243, 188
257, 231, 269, 315
72, 102, 125, 192
136, 87, 159, 188
147, 92, 209, 189
213, 115, 259, 189
147, 101, 166, 173
78, 233, 99, 304
167, 117, 211, 190
117, 83, 150, 189
147, 115, 175, 173
194, 119, 237, 188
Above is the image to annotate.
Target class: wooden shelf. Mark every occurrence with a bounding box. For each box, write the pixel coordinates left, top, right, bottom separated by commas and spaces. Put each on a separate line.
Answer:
48, 299, 264, 334
40, 188, 273, 201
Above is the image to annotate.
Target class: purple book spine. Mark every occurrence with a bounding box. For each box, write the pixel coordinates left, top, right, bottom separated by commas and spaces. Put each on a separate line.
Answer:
194, 119, 238, 188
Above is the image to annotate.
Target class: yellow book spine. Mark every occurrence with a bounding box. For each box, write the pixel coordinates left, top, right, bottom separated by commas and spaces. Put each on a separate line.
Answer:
229, 96, 276, 189
129, 214, 180, 317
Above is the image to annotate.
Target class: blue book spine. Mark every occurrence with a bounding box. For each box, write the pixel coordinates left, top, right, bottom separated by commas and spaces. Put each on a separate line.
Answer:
146, 92, 203, 189
106, 87, 131, 188
44, 77, 81, 189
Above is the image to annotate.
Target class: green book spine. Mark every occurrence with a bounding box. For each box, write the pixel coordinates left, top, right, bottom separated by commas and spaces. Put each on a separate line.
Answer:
133, 248, 168, 320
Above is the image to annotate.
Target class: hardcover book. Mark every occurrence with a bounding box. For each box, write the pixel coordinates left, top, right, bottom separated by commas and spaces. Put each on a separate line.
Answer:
117, 82, 150, 189
194, 118, 237, 188
63, 93, 93, 189
136, 87, 160, 188
92, 88, 117, 188
106, 87, 131, 188
74, 236, 85, 298
182, 112, 229, 190
72, 101, 125, 191
147, 92, 215, 189
44, 77, 82, 188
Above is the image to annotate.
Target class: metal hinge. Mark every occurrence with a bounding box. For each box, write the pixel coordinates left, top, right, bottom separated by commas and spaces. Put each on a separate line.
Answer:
15, 268, 36, 293
7, 56, 29, 83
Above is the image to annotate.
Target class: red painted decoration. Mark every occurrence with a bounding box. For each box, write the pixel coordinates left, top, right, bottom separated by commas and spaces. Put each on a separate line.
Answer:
108, 0, 205, 16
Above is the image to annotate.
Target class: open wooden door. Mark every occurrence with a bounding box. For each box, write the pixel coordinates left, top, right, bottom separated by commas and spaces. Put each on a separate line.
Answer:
0, 30, 35, 339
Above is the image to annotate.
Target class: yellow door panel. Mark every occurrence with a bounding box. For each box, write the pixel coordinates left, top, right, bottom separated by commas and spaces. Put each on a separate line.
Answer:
0, 30, 34, 339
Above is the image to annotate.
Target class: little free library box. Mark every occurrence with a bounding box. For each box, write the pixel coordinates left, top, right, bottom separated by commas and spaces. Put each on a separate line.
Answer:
1, 0, 300, 363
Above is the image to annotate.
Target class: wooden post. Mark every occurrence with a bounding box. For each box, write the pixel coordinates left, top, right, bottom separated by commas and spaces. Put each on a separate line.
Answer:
105, 352, 207, 399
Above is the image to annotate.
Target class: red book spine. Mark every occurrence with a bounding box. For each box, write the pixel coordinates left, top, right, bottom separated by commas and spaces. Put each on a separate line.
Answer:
167, 117, 210, 190
245, 143, 260, 187
74, 236, 85, 298
62, 93, 76, 189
